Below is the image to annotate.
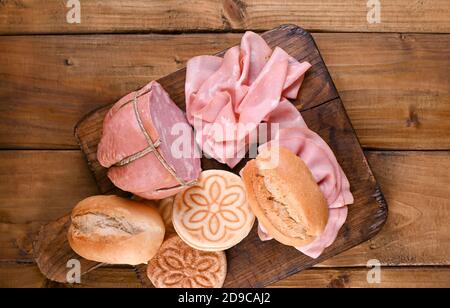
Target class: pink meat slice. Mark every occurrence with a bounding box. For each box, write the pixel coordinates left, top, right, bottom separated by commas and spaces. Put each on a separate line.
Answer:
296, 206, 349, 258
261, 97, 353, 208
97, 81, 201, 199
264, 128, 354, 208
185, 31, 311, 167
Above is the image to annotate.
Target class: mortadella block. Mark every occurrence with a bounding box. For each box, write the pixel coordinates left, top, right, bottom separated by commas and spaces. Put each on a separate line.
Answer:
97, 81, 201, 199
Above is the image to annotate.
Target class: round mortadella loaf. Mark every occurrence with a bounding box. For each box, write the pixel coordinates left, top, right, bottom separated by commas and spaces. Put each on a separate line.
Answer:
97, 81, 201, 199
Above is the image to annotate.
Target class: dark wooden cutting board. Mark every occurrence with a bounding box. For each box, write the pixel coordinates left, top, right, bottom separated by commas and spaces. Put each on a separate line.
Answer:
71, 24, 388, 288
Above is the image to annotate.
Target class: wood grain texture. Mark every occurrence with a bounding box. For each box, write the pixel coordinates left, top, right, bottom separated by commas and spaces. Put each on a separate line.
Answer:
270, 267, 450, 288
0, 263, 47, 288
0, 150, 99, 223
44, 266, 143, 288
1, 0, 449, 34
320, 151, 450, 267
0, 263, 142, 288
0, 222, 40, 262
1, 33, 449, 149
0, 150, 99, 262
74, 25, 386, 287
1, 263, 448, 288
1, 150, 448, 266
316, 33, 450, 150
34, 215, 103, 283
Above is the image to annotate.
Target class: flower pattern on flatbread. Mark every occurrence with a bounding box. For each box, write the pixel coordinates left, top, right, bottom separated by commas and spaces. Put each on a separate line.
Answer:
181, 174, 248, 242
147, 236, 226, 288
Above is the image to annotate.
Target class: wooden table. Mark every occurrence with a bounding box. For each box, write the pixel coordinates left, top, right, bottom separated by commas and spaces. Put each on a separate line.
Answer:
0, 1, 449, 288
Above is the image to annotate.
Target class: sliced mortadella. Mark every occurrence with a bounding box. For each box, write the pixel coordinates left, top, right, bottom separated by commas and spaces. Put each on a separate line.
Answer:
265, 98, 308, 129
185, 31, 353, 258
185, 31, 311, 168
185, 55, 223, 123
238, 31, 273, 86
257, 223, 272, 242
283, 58, 311, 99
272, 128, 354, 208
295, 207, 348, 258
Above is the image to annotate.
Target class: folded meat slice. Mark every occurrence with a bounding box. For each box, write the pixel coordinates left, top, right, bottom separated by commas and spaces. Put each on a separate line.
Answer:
97, 81, 201, 200
267, 128, 354, 208
185, 31, 311, 168
296, 207, 348, 258
237, 47, 311, 131
261, 94, 353, 208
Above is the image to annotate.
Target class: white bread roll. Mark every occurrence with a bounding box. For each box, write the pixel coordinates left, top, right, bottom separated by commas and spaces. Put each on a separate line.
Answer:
241, 146, 329, 247
67, 195, 165, 265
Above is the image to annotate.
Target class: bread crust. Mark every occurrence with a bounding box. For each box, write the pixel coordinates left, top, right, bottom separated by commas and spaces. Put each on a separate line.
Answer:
241, 146, 328, 247
67, 195, 165, 265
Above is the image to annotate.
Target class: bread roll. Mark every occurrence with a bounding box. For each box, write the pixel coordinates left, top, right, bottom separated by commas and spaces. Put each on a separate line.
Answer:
241, 146, 328, 247
133, 195, 175, 238
67, 195, 165, 265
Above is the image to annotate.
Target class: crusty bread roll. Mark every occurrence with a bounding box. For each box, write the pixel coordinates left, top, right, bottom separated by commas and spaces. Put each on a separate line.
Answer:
241, 146, 328, 247
67, 195, 165, 265
133, 195, 175, 238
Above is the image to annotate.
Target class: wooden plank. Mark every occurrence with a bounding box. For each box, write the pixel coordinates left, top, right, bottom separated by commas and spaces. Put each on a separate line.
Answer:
0, 263, 47, 288
1, 150, 448, 266
321, 151, 450, 267
0, 33, 239, 149
1, 263, 449, 288
0, 150, 99, 223
316, 33, 450, 150
33, 215, 103, 283
0, 222, 40, 262
0, 263, 141, 288
1, 1, 449, 34
74, 25, 386, 288
270, 267, 450, 288
0, 150, 98, 262
47, 266, 143, 288
1, 33, 449, 149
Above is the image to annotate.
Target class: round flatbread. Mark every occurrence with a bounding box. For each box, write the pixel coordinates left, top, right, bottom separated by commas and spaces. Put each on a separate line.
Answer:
172, 170, 255, 251
147, 236, 227, 288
